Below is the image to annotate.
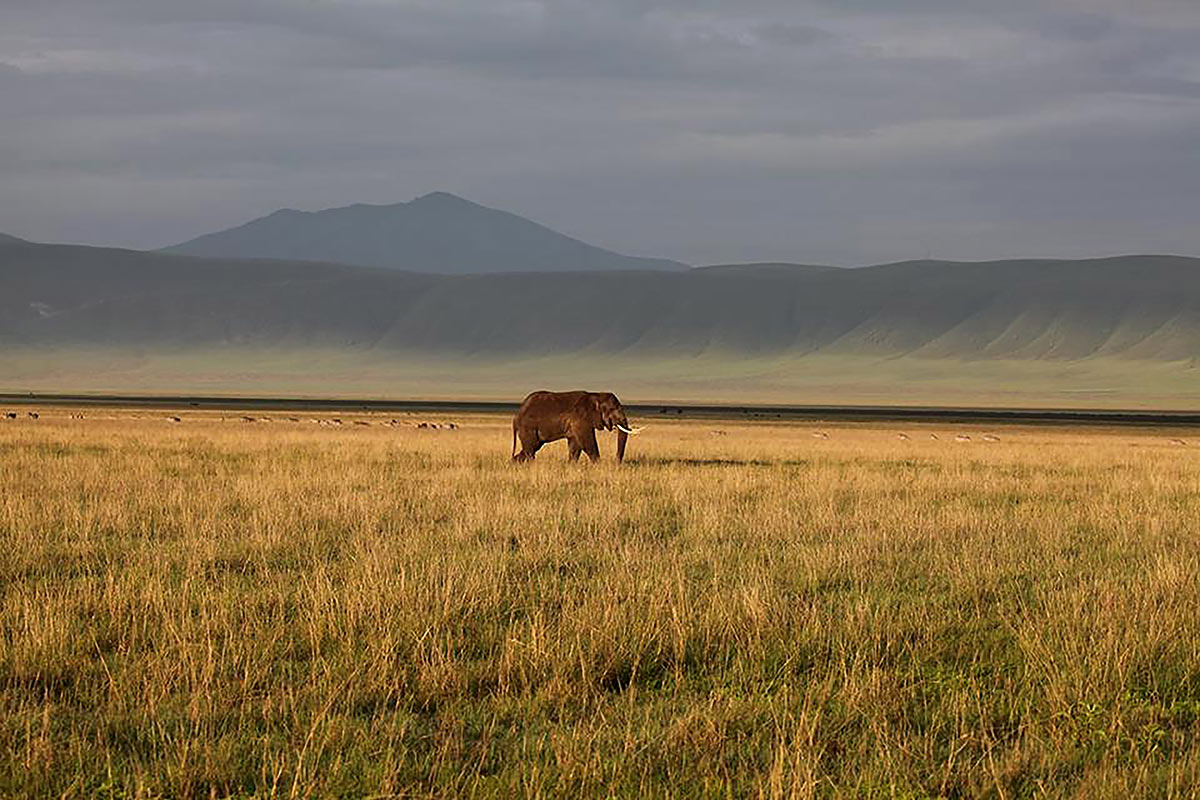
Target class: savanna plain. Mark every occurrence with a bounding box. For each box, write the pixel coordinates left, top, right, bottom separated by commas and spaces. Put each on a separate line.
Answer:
2, 408, 1200, 798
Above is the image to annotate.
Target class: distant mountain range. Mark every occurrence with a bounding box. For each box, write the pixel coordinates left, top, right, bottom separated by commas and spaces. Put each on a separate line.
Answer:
160, 192, 688, 274
4, 233, 1199, 363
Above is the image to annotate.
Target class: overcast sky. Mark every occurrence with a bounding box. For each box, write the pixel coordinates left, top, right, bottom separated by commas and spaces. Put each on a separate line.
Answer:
2, 0, 1198, 265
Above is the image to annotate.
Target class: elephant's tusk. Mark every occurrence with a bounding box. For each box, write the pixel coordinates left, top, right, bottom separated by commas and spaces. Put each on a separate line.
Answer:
616, 424, 645, 435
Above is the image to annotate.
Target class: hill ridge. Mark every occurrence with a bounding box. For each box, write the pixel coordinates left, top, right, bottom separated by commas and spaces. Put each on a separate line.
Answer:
4, 237, 1200, 364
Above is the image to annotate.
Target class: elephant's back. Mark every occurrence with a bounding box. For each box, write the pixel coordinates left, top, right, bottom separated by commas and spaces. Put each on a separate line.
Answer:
519, 390, 587, 412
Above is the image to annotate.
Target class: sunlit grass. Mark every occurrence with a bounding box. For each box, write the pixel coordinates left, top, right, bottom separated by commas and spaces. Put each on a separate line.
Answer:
2, 410, 1199, 797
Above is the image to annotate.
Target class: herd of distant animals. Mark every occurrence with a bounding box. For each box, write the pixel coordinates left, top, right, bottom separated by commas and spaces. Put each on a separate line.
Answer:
2, 411, 460, 429
4, 393, 1195, 455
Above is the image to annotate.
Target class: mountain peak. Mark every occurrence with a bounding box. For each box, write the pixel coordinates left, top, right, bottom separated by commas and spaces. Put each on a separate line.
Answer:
413, 191, 471, 204
160, 194, 689, 274
407, 191, 488, 212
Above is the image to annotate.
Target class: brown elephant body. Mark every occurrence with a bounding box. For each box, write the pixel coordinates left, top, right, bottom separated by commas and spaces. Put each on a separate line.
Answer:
511, 390, 633, 463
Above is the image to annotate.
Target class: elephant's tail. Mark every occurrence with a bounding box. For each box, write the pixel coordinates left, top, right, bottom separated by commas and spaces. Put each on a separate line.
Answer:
511, 422, 518, 458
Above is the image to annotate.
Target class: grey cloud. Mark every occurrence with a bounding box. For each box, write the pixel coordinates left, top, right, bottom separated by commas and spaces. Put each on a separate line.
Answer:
753, 22, 836, 47
0, 0, 1197, 263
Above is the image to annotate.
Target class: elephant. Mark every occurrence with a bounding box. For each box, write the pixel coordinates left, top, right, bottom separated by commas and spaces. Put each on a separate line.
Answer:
511, 390, 643, 463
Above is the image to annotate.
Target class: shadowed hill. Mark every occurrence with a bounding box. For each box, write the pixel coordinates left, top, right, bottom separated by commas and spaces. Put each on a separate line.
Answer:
160, 192, 688, 274
695, 262, 840, 274
4, 236, 1199, 363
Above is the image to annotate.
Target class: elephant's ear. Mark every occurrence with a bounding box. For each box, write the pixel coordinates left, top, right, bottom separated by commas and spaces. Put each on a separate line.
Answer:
577, 394, 602, 429
587, 394, 609, 430
599, 395, 618, 430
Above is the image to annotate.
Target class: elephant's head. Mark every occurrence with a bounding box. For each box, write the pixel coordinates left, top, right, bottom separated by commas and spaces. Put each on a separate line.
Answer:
590, 392, 642, 462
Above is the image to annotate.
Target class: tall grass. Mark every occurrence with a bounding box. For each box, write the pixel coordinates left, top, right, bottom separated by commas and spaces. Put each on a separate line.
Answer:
1, 411, 1199, 797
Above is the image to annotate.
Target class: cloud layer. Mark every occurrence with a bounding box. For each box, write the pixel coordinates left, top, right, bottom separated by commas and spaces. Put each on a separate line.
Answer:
2, 0, 1198, 264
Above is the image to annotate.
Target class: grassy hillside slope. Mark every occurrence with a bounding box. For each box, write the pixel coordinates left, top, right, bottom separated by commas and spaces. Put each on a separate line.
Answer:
4, 236, 1199, 405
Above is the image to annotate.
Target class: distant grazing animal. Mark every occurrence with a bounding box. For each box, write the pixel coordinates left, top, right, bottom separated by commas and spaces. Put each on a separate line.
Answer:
512, 390, 641, 463
240, 416, 255, 422
167, 416, 181, 423
982, 434, 1001, 442
929, 433, 939, 440
896, 433, 911, 441
811, 431, 829, 439
3, 412, 15, 419
955, 434, 971, 442
1170, 438, 1187, 446
27, 412, 38, 419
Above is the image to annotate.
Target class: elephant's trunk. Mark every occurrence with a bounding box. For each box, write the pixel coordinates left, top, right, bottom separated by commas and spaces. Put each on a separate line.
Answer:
616, 426, 628, 463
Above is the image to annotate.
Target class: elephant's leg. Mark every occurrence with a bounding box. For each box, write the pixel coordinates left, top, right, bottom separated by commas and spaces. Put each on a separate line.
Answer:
581, 429, 600, 462
568, 439, 582, 461
517, 429, 542, 461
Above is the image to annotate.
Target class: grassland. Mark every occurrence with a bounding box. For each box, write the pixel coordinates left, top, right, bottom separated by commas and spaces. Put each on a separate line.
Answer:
4, 347, 1200, 409
2, 410, 1200, 797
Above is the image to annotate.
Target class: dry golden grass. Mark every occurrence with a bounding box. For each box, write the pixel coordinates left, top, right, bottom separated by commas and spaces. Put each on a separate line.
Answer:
2, 409, 1200, 798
